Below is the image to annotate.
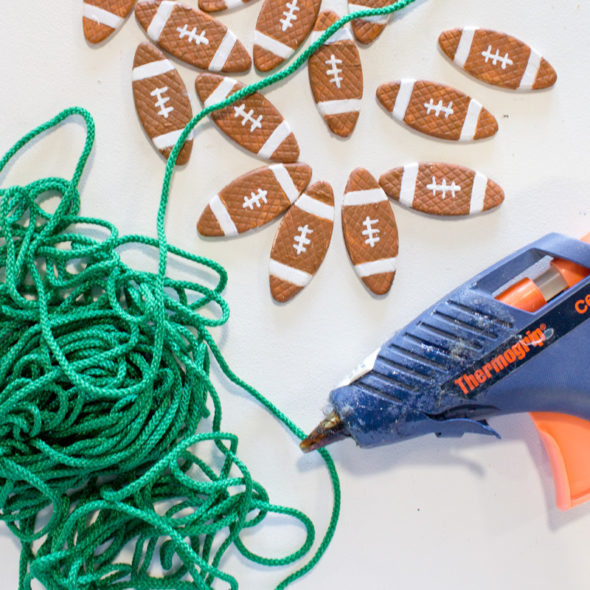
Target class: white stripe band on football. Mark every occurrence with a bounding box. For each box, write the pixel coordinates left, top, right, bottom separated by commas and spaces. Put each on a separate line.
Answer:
209, 31, 238, 72
469, 172, 487, 214
147, 1, 175, 42
204, 77, 237, 108
225, 0, 246, 7
254, 31, 293, 59
348, 3, 389, 24
295, 194, 334, 220
317, 99, 362, 116
308, 28, 353, 46
209, 194, 238, 236
520, 48, 541, 90
83, 3, 124, 28
460, 100, 482, 141
269, 259, 312, 287
355, 257, 397, 278
152, 129, 194, 149
453, 26, 477, 68
392, 79, 415, 119
132, 59, 174, 81
399, 163, 419, 207
258, 121, 292, 160
344, 188, 387, 206
270, 165, 300, 204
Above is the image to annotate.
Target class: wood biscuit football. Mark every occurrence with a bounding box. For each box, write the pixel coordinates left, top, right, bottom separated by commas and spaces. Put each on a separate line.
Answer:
347, 0, 392, 45
199, 0, 258, 13
439, 27, 557, 90
195, 73, 300, 162
376, 79, 498, 141
197, 163, 312, 237
269, 182, 334, 302
342, 168, 398, 295
308, 11, 363, 138
132, 42, 193, 164
254, 0, 322, 72
379, 162, 505, 216
135, 0, 251, 73
83, 0, 135, 44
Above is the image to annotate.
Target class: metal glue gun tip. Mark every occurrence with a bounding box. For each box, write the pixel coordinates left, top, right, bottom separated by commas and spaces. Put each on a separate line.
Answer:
300, 410, 349, 453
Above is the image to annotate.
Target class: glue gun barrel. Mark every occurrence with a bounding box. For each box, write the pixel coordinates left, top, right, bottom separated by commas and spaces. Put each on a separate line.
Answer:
300, 411, 349, 453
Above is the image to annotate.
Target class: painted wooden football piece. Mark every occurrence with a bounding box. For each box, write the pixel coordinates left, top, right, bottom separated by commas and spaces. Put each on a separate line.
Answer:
197, 163, 312, 237
347, 0, 393, 45
83, 0, 135, 44
308, 11, 363, 138
439, 27, 557, 90
376, 79, 498, 141
379, 162, 505, 216
135, 0, 251, 73
254, 0, 322, 72
269, 182, 334, 302
342, 168, 398, 295
132, 42, 193, 164
195, 73, 300, 163
199, 0, 258, 13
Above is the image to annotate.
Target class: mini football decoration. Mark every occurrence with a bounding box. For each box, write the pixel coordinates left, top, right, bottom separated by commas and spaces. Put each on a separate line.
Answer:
439, 27, 557, 90
132, 42, 193, 164
254, 0, 322, 72
197, 163, 312, 237
199, 0, 258, 13
83, 0, 136, 44
342, 168, 399, 295
269, 182, 334, 302
376, 79, 498, 141
135, 0, 251, 73
308, 11, 363, 138
347, 0, 393, 45
195, 73, 300, 163
379, 162, 505, 216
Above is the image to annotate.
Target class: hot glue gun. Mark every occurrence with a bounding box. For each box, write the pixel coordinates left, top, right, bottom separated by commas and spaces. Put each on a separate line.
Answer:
302, 233, 590, 510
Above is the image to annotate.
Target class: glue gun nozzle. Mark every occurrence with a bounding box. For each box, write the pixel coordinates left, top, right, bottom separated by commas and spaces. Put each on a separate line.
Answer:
300, 411, 349, 453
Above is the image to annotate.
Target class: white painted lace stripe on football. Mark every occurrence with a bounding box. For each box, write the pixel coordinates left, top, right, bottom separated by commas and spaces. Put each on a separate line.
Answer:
519, 48, 542, 90
204, 77, 237, 107
453, 26, 477, 67
355, 257, 397, 278
269, 259, 312, 287
392, 79, 415, 119
459, 100, 482, 141
147, 0, 175, 42
469, 172, 487, 214
308, 28, 353, 46
317, 99, 362, 116
132, 60, 174, 81
258, 122, 292, 160
209, 195, 238, 236
398, 163, 419, 207
209, 31, 238, 72
348, 3, 389, 24
295, 194, 334, 221
83, 4, 124, 28
344, 189, 387, 207
225, 0, 247, 8
254, 31, 293, 60
271, 165, 300, 204
152, 128, 195, 149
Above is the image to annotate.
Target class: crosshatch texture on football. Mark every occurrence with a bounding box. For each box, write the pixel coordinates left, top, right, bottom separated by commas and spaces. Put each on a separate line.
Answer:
199, 0, 258, 13
132, 42, 194, 164
195, 73, 300, 162
135, 0, 251, 72
347, 0, 393, 45
83, 0, 136, 43
439, 27, 557, 90
379, 162, 505, 216
254, 0, 322, 72
308, 10, 363, 138
342, 168, 399, 295
269, 182, 334, 303
197, 163, 312, 237
376, 79, 498, 141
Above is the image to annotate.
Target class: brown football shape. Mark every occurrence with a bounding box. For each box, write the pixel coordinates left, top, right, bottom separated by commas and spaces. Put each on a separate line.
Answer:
379, 162, 505, 216
254, 0, 322, 72
347, 0, 392, 45
376, 79, 498, 141
135, 0, 251, 73
342, 168, 399, 295
439, 27, 557, 90
197, 163, 312, 237
83, 0, 135, 43
199, 0, 258, 13
195, 73, 300, 163
269, 182, 334, 302
132, 42, 193, 165
308, 11, 363, 137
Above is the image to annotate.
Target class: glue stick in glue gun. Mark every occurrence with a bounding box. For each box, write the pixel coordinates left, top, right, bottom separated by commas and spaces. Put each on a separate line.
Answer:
301, 233, 590, 510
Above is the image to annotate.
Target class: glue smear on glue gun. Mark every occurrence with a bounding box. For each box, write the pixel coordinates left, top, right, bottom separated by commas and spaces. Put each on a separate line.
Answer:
302, 233, 590, 510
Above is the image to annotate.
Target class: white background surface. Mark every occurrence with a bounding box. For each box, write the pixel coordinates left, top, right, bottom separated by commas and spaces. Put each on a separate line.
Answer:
1, 1, 590, 589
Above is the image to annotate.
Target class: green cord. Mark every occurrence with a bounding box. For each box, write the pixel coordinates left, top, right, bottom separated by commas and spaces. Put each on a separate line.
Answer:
0, 2, 417, 588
